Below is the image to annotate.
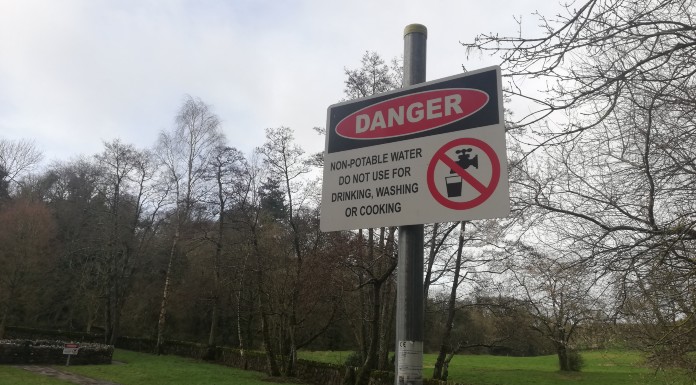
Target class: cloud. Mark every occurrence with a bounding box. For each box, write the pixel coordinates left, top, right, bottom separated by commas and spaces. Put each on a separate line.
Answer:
0, 0, 555, 164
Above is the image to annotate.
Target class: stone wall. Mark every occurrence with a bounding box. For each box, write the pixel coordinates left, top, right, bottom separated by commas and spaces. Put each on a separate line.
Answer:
0, 339, 113, 365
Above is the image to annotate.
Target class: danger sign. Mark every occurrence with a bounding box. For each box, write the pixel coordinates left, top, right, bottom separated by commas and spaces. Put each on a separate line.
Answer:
321, 66, 509, 231
63, 343, 80, 355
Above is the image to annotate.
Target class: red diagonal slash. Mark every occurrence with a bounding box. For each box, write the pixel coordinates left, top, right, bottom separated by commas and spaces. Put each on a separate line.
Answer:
438, 154, 487, 194
427, 137, 500, 210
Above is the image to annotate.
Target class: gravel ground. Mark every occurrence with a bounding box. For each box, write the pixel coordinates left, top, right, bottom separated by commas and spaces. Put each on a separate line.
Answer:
16, 365, 121, 385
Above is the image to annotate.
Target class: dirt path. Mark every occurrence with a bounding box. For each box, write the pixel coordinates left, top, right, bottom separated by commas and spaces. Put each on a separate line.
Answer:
16, 365, 121, 385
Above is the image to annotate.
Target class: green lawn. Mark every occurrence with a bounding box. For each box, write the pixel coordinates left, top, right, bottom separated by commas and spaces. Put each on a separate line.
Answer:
0, 366, 74, 385
62, 349, 305, 385
299, 350, 694, 385
3, 349, 691, 385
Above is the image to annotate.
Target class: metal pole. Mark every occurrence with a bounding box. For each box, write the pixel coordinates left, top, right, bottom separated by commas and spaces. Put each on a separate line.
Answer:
395, 23, 426, 385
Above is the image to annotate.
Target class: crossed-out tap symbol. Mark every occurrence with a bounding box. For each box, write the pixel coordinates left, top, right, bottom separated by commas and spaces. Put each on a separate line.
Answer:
450, 148, 478, 173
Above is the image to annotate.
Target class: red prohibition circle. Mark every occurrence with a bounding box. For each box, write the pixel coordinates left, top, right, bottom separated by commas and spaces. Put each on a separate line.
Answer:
427, 138, 500, 210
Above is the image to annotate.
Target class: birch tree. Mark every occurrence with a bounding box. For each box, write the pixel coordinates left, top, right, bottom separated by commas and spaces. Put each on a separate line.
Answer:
155, 96, 224, 354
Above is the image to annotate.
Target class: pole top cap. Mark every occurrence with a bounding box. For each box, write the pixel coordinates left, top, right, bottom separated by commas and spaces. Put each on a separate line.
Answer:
404, 24, 427, 38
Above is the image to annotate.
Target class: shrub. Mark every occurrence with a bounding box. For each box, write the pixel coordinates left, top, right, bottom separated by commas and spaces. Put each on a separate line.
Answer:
567, 350, 585, 372
344, 351, 363, 367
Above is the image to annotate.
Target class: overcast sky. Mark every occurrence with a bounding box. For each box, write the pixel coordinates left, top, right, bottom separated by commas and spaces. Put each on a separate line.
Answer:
0, 0, 558, 165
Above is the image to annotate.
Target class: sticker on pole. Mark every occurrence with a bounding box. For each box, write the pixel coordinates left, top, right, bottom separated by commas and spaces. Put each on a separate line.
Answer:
398, 340, 423, 384
427, 137, 500, 210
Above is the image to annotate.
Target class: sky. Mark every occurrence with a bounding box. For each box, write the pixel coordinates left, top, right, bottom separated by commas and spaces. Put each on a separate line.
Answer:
0, 0, 558, 166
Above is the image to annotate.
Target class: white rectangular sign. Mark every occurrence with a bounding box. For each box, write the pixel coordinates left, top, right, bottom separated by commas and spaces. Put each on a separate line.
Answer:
63, 344, 80, 355
321, 66, 509, 232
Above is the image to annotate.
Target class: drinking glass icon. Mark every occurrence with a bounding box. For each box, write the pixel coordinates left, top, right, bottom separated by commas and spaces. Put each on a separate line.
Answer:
446, 176, 463, 197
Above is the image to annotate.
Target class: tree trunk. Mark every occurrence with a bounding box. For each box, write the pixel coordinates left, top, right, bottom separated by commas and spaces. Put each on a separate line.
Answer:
377, 227, 396, 371
377, 281, 395, 370
0, 307, 7, 339
103, 295, 112, 344
355, 280, 382, 385
156, 232, 178, 355
423, 223, 439, 300
208, 298, 219, 347
557, 344, 570, 371
108, 288, 120, 346
205, 298, 219, 360
206, 266, 220, 360
441, 351, 456, 381
260, 296, 281, 376
208, 194, 225, 353
285, 268, 300, 376
236, 291, 247, 368
357, 229, 368, 359
356, 228, 398, 385
433, 222, 465, 380
236, 254, 249, 364
251, 222, 280, 377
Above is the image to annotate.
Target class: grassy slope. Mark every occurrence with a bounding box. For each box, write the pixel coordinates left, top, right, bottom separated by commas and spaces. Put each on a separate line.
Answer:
299, 350, 691, 385
62, 349, 302, 385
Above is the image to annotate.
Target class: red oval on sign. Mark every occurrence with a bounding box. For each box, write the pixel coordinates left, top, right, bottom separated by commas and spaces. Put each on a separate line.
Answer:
335, 88, 489, 140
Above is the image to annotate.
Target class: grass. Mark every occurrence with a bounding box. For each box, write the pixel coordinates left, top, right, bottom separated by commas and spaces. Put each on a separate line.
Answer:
62, 349, 305, 385
299, 350, 695, 385
4, 349, 692, 385
0, 366, 74, 385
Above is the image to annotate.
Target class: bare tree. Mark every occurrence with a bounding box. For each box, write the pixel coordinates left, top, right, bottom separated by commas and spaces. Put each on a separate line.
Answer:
95, 139, 160, 344
423, 222, 459, 300
510, 246, 608, 371
257, 126, 315, 375
203, 145, 247, 352
343, 51, 402, 100
339, 51, 403, 383
432, 222, 467, 380
0, 138, 42, 197
352, 227, 398, 385
155, 96, 224, 354
464, 0, 696, 366
240, 153, 283, 375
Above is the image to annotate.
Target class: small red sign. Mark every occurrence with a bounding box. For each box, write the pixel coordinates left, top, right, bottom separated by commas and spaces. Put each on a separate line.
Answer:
63, 343, 80, 355
335, 88, 489, 140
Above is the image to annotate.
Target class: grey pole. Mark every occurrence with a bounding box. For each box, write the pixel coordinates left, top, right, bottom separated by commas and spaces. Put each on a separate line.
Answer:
395, 23, 426, 385
403, 24, 427, 86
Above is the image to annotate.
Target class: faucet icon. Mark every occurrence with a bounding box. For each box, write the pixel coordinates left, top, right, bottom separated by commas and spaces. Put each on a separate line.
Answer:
450, 148, 478, 173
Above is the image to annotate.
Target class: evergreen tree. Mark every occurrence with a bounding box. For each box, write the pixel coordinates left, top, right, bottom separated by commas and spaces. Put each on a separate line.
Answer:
258, 177, 287, 220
